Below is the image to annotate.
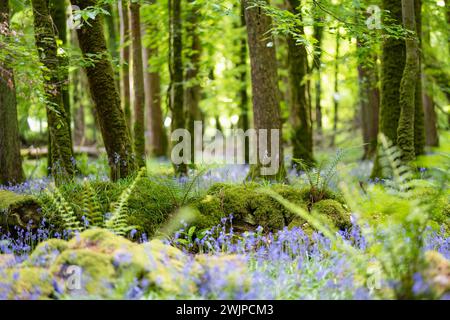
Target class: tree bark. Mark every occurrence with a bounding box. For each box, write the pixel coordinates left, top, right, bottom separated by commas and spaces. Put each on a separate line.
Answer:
244, 0, 286, 181
397, 0, 419, 162
238, 0, 250, 163
130, 1, 146, 167
32, 0, 75, 184
331, 30, 340, 148
0, 1, 24, 185
143, 46, 167, 157
71, 0, 136, 180
371, 0, 406, 177
104, 2, 121, 94
169, 0, 187, 176
118, 0, 132, 132
413, 0, 425, 156
313, 13, 324, 141
286, 0, 314, 168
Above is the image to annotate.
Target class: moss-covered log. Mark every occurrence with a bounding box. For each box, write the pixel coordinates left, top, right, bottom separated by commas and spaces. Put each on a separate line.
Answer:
0, 190, 41, 229
71, 0, 136, 181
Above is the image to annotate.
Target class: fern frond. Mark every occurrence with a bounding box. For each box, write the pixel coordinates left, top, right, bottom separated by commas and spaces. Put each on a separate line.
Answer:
82, 180, 104, 228
48, 188, 82, 232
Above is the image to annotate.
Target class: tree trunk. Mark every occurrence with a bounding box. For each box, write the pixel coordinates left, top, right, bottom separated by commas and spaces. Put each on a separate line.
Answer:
244, 0, 286, 181
32, 0, 75, 184
71, 0, 136, 180
313, 14, 324, 141
143, 46, 167, 157
129, 1, 146, 167
331, 30, 340, 148
286, 0, 314, 168
185, 0, 203, 165
73, 69, 86, 146
238, 0, 250, 163
169, 0, 187, 176
0, 1, 24, 185
118, 0, 132, 132
413, 0, 425, 156
397, 0, 419, 162
104, 3, 121, 94
371, 0, 406, 177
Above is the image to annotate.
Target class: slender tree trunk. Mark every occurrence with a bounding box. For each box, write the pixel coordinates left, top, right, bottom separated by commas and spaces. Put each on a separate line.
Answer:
169, 0, 187, 176
244, 0, 286, 181
371, 0, 406, 177
73, 68, 86, 146
331, 30, 340, 147
238, 0, 250, 163
32, 0, 75, 184
0, 1, 24, 185
104, 3, 121, 94
413, 0, 425, 156
286, 0, 314, 168
397, 0, 419, 162
130, 1, 146, 167
143, 46, 167, 157
118, 0, 132, 132
313, 15, 324, 141
71, 0, 136, 180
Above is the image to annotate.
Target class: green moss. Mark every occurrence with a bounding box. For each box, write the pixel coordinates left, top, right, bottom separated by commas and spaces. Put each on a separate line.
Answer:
312, 199, 351, 230
50, 249, 115, 298
25, 239, 68, 268
68, 228, 134, 254
2, 267, 53, 300
0, 190, 41, 228
190, 183, 344, 232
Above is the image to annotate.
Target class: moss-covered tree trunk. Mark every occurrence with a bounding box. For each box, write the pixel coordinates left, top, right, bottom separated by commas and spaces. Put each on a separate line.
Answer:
32, 0, 75, 184
185, 0, 202, 165
71, 0, 136, 180
130, 1, 146, 167
238, 1, 250, 163
244, 0, 286, 181
413, 0, 425, 156
397, 0, 419, 162
371, 0, 406, 177
0, 1, 24, 185
169, 0, 188, 176
286, 0, 314, 168
104, 3, 121, 94
118, 0, 132, 132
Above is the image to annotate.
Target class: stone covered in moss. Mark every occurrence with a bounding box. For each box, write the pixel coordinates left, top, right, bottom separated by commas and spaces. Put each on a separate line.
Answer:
423, 251, 450, 298
191, 182, 347, 232
312, 199, 351, 230
0, 190, 41, 228
1, 267, 53, 300
25, 239, 68, 268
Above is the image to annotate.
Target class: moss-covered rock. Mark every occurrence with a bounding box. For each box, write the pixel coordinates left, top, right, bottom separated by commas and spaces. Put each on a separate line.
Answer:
25, 239, 68, 268
0, 190, 41, 228
1, 267, 53, 300
50, 249, 116, 298
191, 183, 347, 232
67, 228, 134, 254
312, 199, 351, 230
423, 251, 450, 298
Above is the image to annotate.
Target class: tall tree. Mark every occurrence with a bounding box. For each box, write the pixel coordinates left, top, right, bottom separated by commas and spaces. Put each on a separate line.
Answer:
185, 0, 202, 164
331, 30, 340, 148
371, 0, 406, 177
104, 3, 121, 93
130, 0, 146, 167
118, 0, 132, 131
244, 0, 286, 181
313, 10, 324, 140
71, 0, 136, 180
32, 0, 75, 183
0, 0, 24, 185
413, 0, 425, 156
143, 46, 167, 157
238, 0, 250, 162
286, 0, 314, 167
169, 0, 187, 176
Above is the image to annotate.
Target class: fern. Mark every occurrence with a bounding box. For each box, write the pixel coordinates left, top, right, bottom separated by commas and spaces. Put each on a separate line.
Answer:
82, 179, 104, 228
105, 168, 146, 236
46, 188, 82, 233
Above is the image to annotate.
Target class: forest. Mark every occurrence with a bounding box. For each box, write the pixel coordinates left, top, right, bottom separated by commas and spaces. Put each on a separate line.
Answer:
0, 0, 449, 301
